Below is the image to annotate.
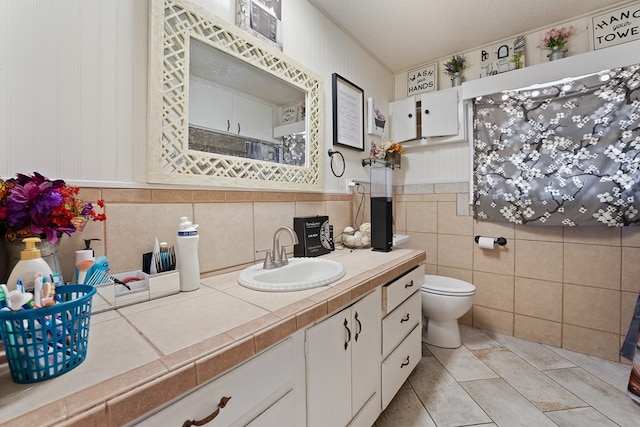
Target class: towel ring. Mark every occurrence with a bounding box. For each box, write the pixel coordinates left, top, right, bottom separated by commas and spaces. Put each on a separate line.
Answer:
328, 149, 345, 178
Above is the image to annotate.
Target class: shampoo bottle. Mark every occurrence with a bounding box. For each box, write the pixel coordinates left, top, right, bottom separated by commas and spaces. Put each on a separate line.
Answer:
6, 237, 54, 292
176, 217, 200, 292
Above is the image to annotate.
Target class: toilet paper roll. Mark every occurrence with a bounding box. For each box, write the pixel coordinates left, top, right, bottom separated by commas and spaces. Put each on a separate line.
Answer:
477, 237, 495, 249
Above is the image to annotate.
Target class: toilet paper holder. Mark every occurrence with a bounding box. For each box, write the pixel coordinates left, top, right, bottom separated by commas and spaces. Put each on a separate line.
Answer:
474, 236, 508, 246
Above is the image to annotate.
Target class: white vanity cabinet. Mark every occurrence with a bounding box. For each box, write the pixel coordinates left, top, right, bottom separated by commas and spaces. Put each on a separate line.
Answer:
389, 89, 461, 142
381, 266, 424, 408
305, 288, 382, 427
189, 77, 275, 142
134, 333, 305, 427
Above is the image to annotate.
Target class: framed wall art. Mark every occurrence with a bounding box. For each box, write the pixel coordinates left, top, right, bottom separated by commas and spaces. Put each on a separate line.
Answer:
367, 97, 388, 137
332, 73, 364, 151
235, 0, 283, 51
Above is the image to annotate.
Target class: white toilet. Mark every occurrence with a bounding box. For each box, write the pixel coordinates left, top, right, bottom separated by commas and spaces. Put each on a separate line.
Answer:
421, 275, 476, 348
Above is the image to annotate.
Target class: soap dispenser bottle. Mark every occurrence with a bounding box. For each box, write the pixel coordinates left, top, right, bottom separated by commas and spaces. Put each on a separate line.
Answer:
176, 216, 200, 292
6, 237, 54, 292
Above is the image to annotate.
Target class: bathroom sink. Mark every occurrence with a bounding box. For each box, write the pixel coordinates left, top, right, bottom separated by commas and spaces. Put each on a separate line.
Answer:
238, 258, 346, 292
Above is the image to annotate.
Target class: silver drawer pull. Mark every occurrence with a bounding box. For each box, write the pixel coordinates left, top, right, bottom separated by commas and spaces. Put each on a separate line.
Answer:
401, 356, 410, 368
400, 314, 410, 323
404, 280, 414, 289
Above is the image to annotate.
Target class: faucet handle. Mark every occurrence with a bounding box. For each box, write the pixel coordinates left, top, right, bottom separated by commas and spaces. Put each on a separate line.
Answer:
256, 248, 274, 269
280, 245, 294, 266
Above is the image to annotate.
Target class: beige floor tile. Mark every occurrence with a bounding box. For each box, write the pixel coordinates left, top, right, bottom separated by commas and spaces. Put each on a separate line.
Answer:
459, 325, 502, 351
474, 348, 585, 411
545, 407, 619, 426
375, 388, 436, 427
544, 345, 632, 393
408, 356, 491, 427
486, 331, 576, 370
461, 378, 557, 426
427, 344, 498, 382
544, 367, 640, 427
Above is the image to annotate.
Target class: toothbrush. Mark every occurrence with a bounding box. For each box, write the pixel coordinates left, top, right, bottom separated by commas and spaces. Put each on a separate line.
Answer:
76, 259, 94, 285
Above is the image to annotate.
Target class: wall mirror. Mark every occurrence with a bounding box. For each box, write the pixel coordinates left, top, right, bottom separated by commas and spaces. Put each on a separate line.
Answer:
147, 0, 323, 190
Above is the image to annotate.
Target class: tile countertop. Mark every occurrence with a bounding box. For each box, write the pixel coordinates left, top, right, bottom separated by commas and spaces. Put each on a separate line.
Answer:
0, 248, 425, 426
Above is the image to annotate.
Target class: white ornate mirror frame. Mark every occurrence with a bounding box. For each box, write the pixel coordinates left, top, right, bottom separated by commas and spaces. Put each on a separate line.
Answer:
147, 0, 323, 190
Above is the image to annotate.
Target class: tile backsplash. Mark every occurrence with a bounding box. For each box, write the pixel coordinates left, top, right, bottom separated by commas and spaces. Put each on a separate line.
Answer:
57, 188, 352, 285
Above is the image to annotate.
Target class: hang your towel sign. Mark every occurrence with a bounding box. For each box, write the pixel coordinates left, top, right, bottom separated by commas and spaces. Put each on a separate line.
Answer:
591, 1, 640, 50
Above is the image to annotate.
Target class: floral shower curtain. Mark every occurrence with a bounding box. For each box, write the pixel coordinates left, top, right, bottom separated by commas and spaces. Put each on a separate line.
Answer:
473, 63, 640, 226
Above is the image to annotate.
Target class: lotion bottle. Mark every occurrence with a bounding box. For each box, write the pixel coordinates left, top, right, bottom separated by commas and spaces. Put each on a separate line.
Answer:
6, 237, 54, 292
176, 217, 200, 292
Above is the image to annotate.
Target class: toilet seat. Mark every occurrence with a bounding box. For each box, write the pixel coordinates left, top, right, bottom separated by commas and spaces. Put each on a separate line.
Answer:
421, 276, 475, 297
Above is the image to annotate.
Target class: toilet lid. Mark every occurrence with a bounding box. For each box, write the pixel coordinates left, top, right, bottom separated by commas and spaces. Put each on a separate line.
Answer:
422, 276, 475, 295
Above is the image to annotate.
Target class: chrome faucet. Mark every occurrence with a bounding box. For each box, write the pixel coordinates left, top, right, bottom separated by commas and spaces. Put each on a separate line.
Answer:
259, 226, 299, 269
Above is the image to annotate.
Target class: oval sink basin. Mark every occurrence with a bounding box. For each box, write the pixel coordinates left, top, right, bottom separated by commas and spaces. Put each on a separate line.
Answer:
238, 258, 346, 292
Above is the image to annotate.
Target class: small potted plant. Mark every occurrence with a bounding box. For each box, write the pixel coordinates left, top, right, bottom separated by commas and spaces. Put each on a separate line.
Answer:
443, 54, 469, 86
539, 26, 574, 61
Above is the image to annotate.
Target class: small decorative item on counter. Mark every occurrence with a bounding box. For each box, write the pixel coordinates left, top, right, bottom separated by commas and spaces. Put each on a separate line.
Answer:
0, 172, 106, 243
538, 25, 574, 61
443, 54, 469, 86
0, 172, 106, 283
341, 223, 372, 249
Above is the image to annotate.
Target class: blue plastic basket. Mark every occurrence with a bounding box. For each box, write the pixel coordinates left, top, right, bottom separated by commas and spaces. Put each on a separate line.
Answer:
0, 284, 96, 384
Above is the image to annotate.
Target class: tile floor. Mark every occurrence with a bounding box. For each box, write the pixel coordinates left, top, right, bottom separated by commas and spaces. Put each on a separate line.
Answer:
375, 325, 640, 427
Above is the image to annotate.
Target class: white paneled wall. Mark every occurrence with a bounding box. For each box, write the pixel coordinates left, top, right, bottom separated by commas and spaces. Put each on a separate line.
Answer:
1, 0, 149, 185
0, 0, 394, 192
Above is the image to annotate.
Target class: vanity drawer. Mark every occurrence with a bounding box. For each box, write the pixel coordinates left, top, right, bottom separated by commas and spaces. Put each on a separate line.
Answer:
382, 290, 421, 358
382, 266, 424, 314
136, 338, 294, 427
381, 324, 421, 409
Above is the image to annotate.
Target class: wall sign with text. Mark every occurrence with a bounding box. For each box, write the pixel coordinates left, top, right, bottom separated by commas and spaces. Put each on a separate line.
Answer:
407, 63, 437, 96
591, 1, 640, 50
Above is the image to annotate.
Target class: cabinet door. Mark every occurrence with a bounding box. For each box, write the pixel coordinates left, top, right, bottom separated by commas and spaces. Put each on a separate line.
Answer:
189, 78, 233, 132
351, 288, 381, 417
233, 93, 274, 141
389, 97, 417, 142
420, 90, 458, 137
306, 309, 352, 427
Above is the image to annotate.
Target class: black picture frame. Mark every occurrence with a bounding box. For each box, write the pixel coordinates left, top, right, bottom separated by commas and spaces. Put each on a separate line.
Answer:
332, 73, 364, 151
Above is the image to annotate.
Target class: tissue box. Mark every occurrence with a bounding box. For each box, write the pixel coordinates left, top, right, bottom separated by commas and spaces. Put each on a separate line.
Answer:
293, 216, 333, 257
147, 270, 180, 299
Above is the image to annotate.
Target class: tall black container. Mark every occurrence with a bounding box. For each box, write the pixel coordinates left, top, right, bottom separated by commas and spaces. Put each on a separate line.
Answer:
370, 166, 393, 252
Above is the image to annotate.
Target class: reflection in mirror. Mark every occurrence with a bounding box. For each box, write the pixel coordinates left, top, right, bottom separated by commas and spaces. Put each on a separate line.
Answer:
147, 0, 323, 191
188, 38, 306, 166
